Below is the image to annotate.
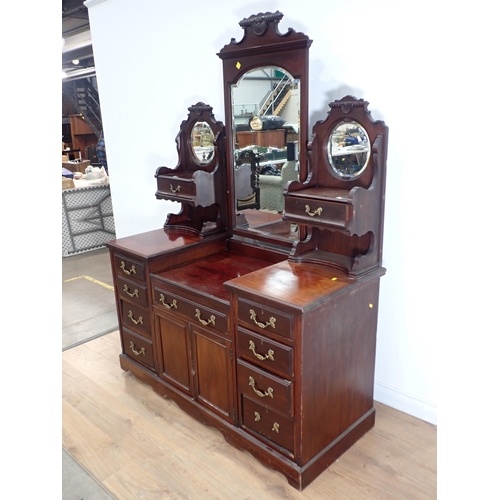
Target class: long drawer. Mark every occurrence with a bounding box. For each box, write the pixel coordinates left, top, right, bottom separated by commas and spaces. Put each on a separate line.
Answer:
152, 284, 228, 335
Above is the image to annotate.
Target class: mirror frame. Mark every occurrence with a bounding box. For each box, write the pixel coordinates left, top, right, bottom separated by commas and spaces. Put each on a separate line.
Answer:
218, 11, 312, 247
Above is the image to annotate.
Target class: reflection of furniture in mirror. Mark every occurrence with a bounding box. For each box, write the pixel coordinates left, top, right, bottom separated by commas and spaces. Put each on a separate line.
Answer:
108, 12, 388, 492
259, 161, 299, 212
154, 102, 227, 236
235, 149, 260, 211
236, 129, 286, 149
284, 96, 388, 277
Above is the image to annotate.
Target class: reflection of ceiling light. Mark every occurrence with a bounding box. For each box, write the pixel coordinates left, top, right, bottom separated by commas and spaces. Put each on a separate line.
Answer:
72, 59, 80, 65
62, 71, 68, 79
62, 38, 65, 46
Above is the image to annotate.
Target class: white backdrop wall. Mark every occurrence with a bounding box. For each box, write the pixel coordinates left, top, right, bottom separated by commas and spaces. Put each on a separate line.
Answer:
84, 0, 452, 425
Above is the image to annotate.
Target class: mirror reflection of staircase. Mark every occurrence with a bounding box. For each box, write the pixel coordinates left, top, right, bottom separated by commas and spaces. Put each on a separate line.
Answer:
259, 74, 294, 116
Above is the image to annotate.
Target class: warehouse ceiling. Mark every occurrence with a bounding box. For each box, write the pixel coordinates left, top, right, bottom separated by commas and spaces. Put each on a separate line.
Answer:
62, 0, 95, 81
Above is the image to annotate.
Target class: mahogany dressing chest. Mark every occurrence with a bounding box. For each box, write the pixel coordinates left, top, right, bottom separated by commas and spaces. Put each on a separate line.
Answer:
107, 11, 388, 490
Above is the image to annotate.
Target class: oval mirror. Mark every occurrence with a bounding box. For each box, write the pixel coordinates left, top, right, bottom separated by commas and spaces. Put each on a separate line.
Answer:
191, 121, 215, 165
327, 122, 370, 180
231, 66, 300, 239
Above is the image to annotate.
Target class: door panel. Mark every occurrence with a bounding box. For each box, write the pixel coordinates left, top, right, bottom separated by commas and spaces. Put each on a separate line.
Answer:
156, 312, 192, 395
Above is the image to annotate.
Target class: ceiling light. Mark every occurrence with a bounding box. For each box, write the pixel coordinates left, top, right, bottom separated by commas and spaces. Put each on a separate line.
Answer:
72, 59, 80, 65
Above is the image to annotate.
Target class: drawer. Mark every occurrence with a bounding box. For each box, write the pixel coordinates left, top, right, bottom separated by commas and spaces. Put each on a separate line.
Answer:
284, 195, 349, 228
152, 285, 228, 334
156, 176, 196, 201
238, 297, 294, 340
117, 276, 148, 307
237, 359, 293, 417
120, 301, 151, 339
122, 327, 155, 371
237, 327, 293, 379
242, 396, 294, 455
114, 254, 146, 282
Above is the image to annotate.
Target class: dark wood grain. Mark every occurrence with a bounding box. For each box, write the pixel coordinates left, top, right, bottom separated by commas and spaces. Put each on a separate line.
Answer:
153, 250, 275, 303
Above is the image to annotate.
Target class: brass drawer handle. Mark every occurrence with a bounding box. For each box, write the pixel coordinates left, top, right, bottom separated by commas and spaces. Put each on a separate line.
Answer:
305, 204, 323, 217
120, 261, 136, 275
159, 294, 177, 310
248, 376, 274, 399
195, 308, 216, 326
249, 309, 276, 329
129, 341, 145, 356
249, 340, 274, 361
128, 310, 143, 325
170, 184, 181, 193
272, 422, 280, 434
254, 412, 261, 422
123, 285, 139, 298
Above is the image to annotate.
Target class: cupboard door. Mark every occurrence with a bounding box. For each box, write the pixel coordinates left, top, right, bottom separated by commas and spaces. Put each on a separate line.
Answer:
156, 312, 193, 395
192, 325, 234, 423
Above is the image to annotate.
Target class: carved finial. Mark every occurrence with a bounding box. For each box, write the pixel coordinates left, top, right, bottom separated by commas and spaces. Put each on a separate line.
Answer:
329, 96, 369, 114
239, 11, 283, 36
188, 102, 213, 116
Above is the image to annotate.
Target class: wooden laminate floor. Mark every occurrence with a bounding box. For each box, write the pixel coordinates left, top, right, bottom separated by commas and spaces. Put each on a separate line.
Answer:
62, 331, 437, 499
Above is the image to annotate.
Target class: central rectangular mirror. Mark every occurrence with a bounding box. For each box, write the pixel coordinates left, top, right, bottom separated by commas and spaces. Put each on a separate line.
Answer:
218, 12, 312, 248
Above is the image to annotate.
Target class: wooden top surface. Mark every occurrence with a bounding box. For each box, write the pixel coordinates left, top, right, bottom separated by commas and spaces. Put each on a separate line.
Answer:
153, 250, 275, 303
226, 259, 381, 309
155, 249, 382, 309
106, 228, 210, 259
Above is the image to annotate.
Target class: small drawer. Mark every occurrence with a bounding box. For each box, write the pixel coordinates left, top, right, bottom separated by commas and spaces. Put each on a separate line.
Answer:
122, 327, 155, 370
285, 196, 349, 228
121, 301, 151, 339
237, 360, 293, 417
156, 176, 196, 201
237, 327, 293, 379
238, 297, 294, 340
117, 276, 148, 307
114, 254, 146, 282
242, 396, 294, 455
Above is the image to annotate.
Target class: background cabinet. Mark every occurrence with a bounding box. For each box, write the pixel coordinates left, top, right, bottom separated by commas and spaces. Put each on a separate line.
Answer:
69, 114, 98, 159
236, 129, 286, 148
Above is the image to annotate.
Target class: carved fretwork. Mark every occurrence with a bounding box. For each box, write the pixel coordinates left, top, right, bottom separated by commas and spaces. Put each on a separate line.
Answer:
238, 11, 284, 37
154, 103, 228, 237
